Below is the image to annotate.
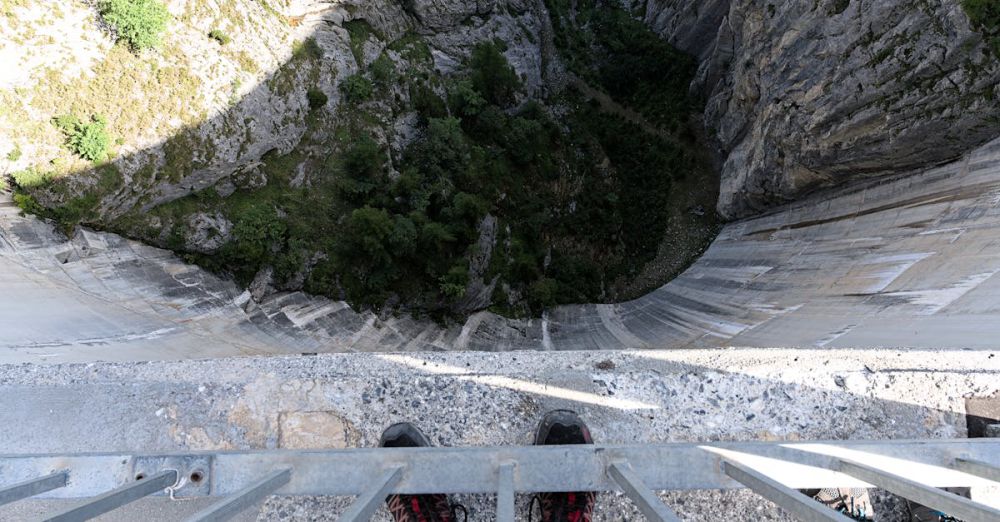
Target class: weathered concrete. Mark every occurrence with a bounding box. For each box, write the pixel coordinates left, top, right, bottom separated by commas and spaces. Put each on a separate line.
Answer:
4, 137, 1000, 361
0, 348, 995, 520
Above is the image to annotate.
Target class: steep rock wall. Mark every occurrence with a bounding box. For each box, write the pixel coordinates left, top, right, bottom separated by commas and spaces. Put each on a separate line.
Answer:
646, 0, 1000, 219
0, 0, 545, 219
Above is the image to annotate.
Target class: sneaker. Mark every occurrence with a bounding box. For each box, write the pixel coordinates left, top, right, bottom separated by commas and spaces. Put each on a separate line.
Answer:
530, 410, 596, 522
381, 423, 465, 522
811, 488, 874, 521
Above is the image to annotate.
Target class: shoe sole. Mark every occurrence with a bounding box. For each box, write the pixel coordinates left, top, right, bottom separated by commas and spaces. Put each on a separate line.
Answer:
380, 422, 432, 448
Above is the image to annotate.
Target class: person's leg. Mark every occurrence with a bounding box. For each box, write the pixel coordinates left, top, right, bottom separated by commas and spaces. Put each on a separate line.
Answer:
380, 423, 464, 522
531, 410, 596, 522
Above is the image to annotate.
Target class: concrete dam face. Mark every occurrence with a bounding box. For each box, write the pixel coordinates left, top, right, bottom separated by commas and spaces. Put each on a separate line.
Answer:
4, 135, 1000, 362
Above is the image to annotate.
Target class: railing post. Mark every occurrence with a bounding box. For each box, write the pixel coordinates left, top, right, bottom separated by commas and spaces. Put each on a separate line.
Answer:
186, 469, 291, 522
496, 462, 515, 522
607, 460, 681, 522
42, 470, 177, 522
0, 472, 68, 507
721, 460, 854, 522
339, 466, 405, 522
836, 458, 1000, 522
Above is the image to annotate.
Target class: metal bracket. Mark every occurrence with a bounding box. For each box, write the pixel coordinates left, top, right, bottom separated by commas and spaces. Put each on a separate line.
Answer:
132, 455, 212, 497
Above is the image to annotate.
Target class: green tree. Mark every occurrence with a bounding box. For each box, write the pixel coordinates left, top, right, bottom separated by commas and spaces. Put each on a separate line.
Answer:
334, 135, 384, 204
225, 202, 286, 271
370, 55, 396, 86
468, 41, 521, 106
448, 79, 486, 117
98, 0, 170, 51
411, 118, 471, 182
335, 207, 399, 301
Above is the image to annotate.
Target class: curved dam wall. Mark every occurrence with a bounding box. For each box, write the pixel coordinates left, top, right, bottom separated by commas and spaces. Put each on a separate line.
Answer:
3, 136, 999, 363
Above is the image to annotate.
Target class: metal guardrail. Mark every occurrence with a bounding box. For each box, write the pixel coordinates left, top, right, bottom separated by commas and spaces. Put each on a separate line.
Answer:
0, 439, 997, 522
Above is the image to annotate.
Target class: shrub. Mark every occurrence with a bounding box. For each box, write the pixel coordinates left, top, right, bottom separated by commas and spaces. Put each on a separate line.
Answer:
468, 41, 521, 106
11, 167, 54, 189
292, 37, 323, 60
410, 82, 448, 121
962, 0, 1000, 55
333, 136, 384, 203
53, 114, 110, 162
208, 29, 231, 45
5, 145, 20, 162
98, 0, 170, 51
340, 74, 373, 102
224, 202, 286, 271
306, 88, 328, 110
370, 55, 396, 87
12, 193, 45, 215
439, 264, 469, 298
448, 79, 486, 117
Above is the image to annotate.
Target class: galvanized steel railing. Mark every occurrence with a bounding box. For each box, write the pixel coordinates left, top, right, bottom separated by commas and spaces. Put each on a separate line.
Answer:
1, 439, 998, 522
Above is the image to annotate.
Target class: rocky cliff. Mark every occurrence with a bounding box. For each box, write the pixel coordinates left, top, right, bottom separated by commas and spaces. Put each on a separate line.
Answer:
0, 0, 546, 219
645, 0, 1000, 218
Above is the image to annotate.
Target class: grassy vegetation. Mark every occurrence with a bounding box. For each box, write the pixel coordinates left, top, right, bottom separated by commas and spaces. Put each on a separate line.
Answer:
31, 45, 203, 163
98, 0, 170, 51
292, 37, 323, 60
962, 0, 1000, 56
208, 29, 231, 45
53, 114, 110, 162
341, 74, 373, 102
10, 163, 123, 234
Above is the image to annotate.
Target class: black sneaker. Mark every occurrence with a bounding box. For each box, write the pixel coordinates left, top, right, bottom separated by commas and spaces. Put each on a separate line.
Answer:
530, 410, 596, 522
381, 423, 465, 522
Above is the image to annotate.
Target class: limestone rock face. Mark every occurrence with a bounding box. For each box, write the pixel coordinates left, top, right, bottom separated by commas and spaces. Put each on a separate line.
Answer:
0, 0, 544, 221
183, 212, 232, 254
646, 0, 1000, 219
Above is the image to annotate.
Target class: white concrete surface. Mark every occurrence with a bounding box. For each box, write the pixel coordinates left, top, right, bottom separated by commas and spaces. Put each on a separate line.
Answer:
0, 348, 996, 520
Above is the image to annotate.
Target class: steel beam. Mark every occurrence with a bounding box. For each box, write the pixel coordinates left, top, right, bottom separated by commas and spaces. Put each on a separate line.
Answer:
952, 458, 1000, 483
607, 460, 680, 522
0, 472, 68, 507
496, 463, 515, 522
1, 439, 997, 499
186, 469, 290, 522
41, 469, 177, 522
722, 461, 853, 522
835, 458, 1000, 522
339, 466, 405, 522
